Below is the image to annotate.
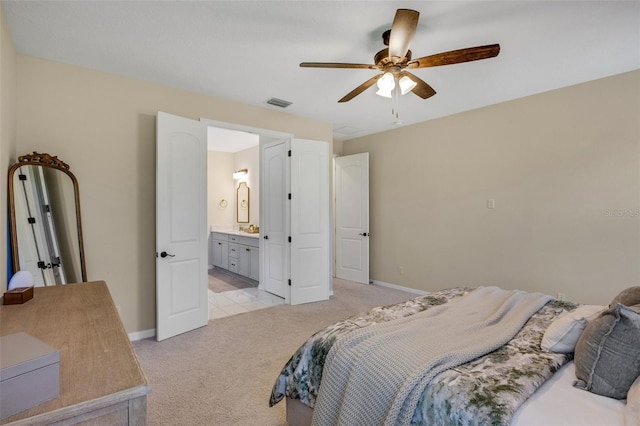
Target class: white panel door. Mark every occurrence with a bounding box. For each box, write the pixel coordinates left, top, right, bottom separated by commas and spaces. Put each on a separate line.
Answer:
290, 139, 330, 305
261, 139, 288, 298
156, 112, 208, 341
335, 153, 369, 284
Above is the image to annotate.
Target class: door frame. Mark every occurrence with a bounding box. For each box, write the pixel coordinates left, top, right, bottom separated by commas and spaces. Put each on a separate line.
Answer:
199, 118, 294, 301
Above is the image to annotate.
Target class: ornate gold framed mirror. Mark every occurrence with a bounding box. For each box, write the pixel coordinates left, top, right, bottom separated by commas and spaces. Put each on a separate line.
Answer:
237, 182, 249, 223
8, 152, 87, 285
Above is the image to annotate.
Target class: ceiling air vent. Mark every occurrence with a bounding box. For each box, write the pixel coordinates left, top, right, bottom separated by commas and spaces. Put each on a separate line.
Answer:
266, 98, 292, 108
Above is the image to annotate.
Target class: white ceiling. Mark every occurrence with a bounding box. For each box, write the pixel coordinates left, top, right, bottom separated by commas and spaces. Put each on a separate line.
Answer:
3, 1, 639, 142
207, 127, 259, 152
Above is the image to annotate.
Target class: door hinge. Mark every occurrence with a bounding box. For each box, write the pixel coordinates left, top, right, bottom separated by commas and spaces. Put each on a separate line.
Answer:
288, 279, 291, 286
27, 217, 36, 224
288, 236, 291, 243
288, 150, 291, 157
288, 193, 291, 200
43, 205, 51, 213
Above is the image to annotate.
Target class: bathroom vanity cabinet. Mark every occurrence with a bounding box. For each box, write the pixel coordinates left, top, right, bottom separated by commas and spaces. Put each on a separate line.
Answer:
211, 232, 229, 270
210, 231, 259, 282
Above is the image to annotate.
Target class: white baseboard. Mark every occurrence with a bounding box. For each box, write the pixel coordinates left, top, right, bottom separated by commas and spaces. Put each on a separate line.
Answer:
370, 279, 430, 296
128, 328, 155, 342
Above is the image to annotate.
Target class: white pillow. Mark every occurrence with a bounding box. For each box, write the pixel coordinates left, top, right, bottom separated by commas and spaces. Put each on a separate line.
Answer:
541, 305, 605, 353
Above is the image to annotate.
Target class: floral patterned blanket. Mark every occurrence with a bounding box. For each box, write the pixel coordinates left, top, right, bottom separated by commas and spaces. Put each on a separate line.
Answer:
270, 287, 578, 425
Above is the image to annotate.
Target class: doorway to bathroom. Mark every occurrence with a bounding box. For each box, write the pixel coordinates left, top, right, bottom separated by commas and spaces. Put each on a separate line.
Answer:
205, 125, 288, 319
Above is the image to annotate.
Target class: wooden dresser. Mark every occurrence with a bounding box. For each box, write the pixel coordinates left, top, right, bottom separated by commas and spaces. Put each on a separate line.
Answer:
0, 281, 150, 425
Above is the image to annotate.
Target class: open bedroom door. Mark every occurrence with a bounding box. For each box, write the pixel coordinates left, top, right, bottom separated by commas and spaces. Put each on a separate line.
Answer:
289, 138, 330, 305
156, 111, 208, 341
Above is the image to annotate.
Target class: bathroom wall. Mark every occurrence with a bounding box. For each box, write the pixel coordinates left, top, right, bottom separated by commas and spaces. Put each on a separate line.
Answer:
234, 145, 259, 226
207, 151, 235, 229
207, 145, 260, 231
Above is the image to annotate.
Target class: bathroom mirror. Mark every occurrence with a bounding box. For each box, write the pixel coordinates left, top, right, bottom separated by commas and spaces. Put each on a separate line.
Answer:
237, 182, 249, 223
8, 152, 87, 286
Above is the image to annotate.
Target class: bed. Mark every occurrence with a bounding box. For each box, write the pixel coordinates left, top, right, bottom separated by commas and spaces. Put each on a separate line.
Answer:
269, 286, 640, 426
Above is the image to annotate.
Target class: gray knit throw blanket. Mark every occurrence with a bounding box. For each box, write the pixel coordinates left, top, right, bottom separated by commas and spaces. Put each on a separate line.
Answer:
311, 286, 552, 426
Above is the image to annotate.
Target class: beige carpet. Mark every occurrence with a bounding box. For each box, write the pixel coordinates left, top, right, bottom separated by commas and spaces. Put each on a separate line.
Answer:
208, 268, 256, 293
133, 279, 415, 426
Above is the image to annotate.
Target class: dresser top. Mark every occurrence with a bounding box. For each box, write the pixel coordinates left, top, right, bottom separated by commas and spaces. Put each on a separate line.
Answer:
0, 281, 149, 424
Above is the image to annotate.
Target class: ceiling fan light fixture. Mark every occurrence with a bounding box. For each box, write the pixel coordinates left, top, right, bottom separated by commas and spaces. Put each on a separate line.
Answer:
377, 72, 395, 91
399, 75, 417, 95
376, 87, 393, 98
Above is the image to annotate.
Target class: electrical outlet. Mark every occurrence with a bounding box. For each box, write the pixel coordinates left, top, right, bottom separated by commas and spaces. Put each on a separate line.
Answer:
557, 292, 566, 301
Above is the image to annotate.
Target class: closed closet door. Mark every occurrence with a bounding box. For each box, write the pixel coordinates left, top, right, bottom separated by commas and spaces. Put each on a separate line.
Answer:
335, 153, 369, 284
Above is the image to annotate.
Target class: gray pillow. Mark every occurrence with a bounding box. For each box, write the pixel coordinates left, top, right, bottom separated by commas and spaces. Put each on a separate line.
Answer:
573, 304, 640, 399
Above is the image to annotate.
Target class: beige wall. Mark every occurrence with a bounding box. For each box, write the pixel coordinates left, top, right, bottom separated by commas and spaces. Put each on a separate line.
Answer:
207, 150, 236, 229
343, 70, 640, 305
207, 146, 260, 231
15, 55, 332, 333
1, 5, 17, 286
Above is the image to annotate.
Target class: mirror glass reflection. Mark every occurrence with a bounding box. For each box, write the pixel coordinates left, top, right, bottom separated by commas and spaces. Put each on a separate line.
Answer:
9, 153, 86, 286
237, 182, 249, 223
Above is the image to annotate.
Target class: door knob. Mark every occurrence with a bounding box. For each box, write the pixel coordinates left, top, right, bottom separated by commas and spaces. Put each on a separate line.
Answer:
359, 232, 369, 237
264, 235, 269, 240
160, 251, 175, 258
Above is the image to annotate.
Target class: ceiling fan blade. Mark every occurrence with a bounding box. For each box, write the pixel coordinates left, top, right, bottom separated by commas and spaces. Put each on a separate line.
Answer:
388, 9, 420, 60
407, 44, 500, 69
400, 71, 436, 99
338, 74, 383, 103
300, 62, 377, 70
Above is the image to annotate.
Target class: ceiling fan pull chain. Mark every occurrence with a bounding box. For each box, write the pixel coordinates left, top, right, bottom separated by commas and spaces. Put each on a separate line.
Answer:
392, 81, 400, 120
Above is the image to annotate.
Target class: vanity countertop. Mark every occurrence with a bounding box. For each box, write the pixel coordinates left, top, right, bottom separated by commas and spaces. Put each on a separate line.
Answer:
211, 229, 260, 239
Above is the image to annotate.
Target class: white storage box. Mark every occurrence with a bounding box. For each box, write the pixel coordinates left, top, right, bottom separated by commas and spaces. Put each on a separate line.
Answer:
0, 332, 60, 420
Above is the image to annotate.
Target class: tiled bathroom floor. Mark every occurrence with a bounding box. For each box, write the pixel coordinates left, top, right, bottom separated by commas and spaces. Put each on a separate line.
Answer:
208, 287, 285, 320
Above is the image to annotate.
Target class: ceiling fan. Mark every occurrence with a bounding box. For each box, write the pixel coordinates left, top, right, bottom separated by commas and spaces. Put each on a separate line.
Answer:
300, 9, 500, 103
